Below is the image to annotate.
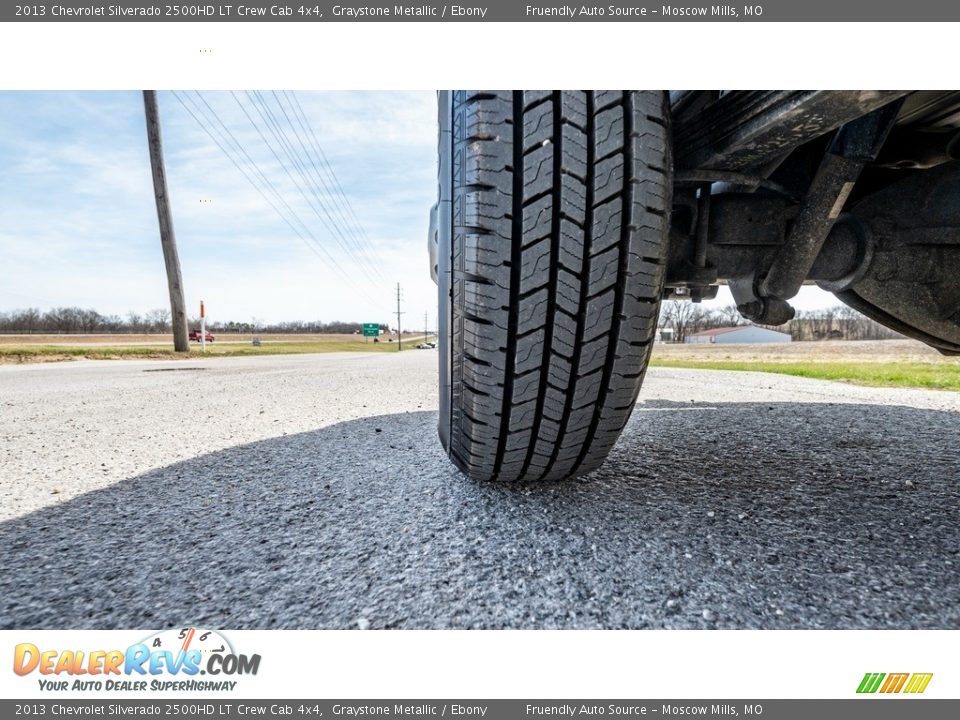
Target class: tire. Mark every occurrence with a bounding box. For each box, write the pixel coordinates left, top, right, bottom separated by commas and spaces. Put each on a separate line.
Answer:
437, 90, 671, 482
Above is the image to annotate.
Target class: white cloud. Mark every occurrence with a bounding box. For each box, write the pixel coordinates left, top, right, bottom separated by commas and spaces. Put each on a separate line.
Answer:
0, 90, 438, 323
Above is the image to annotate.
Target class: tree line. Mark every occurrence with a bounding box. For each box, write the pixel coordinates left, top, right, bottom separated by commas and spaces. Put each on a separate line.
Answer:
658, 301, 901, 343
0, 307, 389, 335
2, 302, 897, 341
208, 320, 390, 334
0, 307, 173, 334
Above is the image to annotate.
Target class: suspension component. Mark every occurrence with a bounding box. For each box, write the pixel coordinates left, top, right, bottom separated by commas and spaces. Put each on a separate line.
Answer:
756, 102, 903, 309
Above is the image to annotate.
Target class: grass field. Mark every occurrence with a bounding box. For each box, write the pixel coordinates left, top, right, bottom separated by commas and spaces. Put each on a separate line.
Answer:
0, 333, 436, 363
649, 358, 960, 391
650, 339, 960, 391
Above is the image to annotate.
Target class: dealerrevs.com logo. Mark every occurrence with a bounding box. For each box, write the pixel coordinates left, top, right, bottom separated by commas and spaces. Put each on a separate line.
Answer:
857, 672, 933, 694
13, 627, 260, 693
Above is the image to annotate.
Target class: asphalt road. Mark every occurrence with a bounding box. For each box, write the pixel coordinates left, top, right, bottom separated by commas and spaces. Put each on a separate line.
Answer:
1, 351, 958, 629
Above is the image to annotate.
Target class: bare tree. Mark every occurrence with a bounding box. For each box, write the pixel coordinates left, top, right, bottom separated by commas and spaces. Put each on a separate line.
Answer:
661, 300, 699, 343
145, 308, 171, 333
687, 304, 716, 336
716, 304, 743, 327
127, 311, 145, 334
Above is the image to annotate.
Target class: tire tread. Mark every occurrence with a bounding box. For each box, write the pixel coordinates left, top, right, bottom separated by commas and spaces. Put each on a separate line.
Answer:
448, 90, 671, 481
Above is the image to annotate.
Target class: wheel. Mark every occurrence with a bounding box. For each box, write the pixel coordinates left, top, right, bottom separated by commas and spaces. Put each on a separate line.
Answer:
436, 90, 672, 482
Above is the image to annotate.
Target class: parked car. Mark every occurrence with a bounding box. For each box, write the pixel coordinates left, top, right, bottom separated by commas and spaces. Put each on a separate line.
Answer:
189, 330, 214, 343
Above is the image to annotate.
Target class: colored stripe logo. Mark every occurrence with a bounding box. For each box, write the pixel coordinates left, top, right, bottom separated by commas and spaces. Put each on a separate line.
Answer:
857, 672, 933, 694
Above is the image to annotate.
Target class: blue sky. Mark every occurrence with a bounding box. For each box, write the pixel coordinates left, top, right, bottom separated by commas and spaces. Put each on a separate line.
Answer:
0, 90, 837, 326
0, 91, 438, 327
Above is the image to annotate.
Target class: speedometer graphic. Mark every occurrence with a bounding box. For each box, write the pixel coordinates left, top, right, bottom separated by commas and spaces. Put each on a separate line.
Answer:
141, 627, 234, 658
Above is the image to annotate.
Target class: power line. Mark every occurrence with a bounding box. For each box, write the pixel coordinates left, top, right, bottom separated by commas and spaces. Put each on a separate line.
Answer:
170, 91, 386, 310
173, 91, 333, 266
244, 90, 386, 284
282, 91, 384, 278
184, 92, 328, 250
288, 92, 372, 235
268, 91, 388, 284
246, 91, 355, 248
171, 90, 393, 312
274, 92, 374, 264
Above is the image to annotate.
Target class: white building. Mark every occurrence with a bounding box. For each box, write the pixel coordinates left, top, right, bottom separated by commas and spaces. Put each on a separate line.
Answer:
685, 325, 792, 344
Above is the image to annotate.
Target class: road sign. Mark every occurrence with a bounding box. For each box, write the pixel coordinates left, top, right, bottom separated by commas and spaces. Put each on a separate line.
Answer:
362, 323, 380, 337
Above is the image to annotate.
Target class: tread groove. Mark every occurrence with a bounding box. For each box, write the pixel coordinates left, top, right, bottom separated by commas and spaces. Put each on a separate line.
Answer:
573, 93, 633, 475
542, 92, 595, 480
490, 91, 525, 481
520, 92, 561, 478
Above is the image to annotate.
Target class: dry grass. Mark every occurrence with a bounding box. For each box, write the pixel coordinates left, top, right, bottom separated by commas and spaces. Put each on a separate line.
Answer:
652, 339, 948, 364
0, 332, 428, 346
0, 333, 436, 364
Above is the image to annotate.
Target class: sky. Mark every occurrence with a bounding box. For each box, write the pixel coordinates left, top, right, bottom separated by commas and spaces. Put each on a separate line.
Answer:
0, 91, 839, 327
0, 90, 438, 328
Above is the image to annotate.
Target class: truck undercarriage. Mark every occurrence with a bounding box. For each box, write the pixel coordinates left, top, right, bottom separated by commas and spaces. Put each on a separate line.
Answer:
666, 90, 960, 354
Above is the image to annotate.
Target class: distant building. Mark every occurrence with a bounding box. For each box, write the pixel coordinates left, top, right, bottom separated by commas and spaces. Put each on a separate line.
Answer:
685, 325, 792, 344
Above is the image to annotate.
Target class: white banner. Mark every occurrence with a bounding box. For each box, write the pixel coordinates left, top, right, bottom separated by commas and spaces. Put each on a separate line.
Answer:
1, 629, 954, 700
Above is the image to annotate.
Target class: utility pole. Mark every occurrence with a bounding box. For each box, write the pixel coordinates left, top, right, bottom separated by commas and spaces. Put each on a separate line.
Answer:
424, 311, 429, 342
143, 90, 189, 352
395, 282, 404, 351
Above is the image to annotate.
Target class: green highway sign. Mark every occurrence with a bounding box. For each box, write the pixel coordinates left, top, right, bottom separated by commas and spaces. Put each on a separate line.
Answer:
362, 323, 380, 337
